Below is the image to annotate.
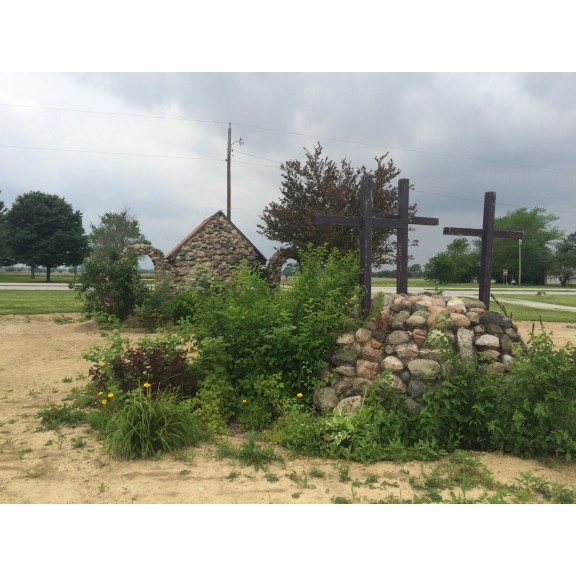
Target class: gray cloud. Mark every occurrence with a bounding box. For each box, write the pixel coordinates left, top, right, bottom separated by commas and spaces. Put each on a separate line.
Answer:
1, 72, 574, 269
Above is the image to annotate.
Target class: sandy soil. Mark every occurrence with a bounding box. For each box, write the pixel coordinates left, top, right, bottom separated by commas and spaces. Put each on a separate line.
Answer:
1, 313, 576, 504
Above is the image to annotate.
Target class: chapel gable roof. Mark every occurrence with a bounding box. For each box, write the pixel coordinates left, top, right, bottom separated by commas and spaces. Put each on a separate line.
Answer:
165, 210, 266, 263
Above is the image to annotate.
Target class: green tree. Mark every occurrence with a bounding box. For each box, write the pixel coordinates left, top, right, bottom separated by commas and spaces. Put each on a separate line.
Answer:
73, 209, 151, 321
550, 232, 576, 286
408, 263, 423, 279
486, 207, 563, 285
88, 208, 149, 257
0, 191, 14, 266
72, 248, 148, 321
258, 143, 409, 266
5, 191, 88, 281
424, 238, 478, 284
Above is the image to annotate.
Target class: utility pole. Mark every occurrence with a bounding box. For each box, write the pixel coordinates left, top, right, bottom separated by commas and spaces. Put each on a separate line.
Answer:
226, 123, 243, 221
518, 237, 522, 286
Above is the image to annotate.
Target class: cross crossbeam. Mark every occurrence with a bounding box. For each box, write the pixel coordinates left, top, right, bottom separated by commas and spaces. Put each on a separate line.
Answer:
316, 176, 438, 316
443, 191, 524, 308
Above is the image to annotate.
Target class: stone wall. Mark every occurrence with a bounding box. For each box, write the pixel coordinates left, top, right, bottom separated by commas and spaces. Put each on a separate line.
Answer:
166, 212, 266, 288
315, 292, 524, 414
126, 211, 266, 291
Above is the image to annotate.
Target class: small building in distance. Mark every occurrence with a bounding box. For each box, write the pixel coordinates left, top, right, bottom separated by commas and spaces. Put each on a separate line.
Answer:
128, 210, 267, 289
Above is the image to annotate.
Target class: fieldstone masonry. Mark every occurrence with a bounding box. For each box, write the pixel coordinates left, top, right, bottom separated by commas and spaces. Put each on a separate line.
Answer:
125, 211, 266, 290
315, 292, 524, 414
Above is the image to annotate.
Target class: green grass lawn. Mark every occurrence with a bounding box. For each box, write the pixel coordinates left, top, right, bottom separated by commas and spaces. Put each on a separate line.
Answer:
0, 290, 83, 315
0, 272, 155, 284
0, 287, 574, 323
490, 301, 576, 323
371, 277, 576, 291
491, 294, 576, 307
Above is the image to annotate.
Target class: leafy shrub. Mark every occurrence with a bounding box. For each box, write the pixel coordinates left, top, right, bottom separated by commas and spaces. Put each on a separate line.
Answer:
189, 374, 237, 434
84, 326, 198, 399
263, 405, 327, 456
72, 248, 148, 321
490, 331, 576, 459
179, 246, 362, 428
133, 280, 175, 331
103, 388, 209, 459
268, 330, 576, 463
417, 357, 500, 453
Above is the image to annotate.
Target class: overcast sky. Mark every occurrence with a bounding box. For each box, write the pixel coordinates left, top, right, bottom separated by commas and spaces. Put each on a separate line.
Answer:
1, 5, 574, 270
2, 0, 573, 562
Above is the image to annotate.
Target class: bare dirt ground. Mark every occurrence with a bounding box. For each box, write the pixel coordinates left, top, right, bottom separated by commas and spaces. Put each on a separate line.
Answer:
1, 313, 576, 504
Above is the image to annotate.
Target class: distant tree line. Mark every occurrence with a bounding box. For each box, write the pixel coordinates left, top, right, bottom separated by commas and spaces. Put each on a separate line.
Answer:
423, 207, 576, 286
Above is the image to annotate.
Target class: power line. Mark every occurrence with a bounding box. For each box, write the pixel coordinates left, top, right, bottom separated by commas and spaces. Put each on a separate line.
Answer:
0, 143, 224, 161
2, 101, 574, 174
0, 102, 226, 125
232, 123, 576, 174
413, 188, 576, 216
236, 151, 282, 164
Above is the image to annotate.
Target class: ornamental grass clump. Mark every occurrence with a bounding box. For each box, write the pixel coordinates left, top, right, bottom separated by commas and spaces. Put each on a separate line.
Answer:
103, 385, 209, 459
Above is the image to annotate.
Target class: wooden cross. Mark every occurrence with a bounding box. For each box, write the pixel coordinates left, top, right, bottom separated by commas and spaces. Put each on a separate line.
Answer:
444, 191, 524, 309
316, 176, 439, 317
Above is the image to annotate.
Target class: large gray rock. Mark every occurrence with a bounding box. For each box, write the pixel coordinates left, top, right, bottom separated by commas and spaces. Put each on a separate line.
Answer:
381, 355, 404, 373
475, 334, 501, 350
406, 314, 428, 329
395, 342, 420, 362
336, 365, 356, 377
355, 327, 373, 343
335, 396, 364, 415
407, 379, 427, 397
391, 310, 411, 330
337, 333, 356, 345
387, 330, 410, 346
407, 358, 441, 381
314, 387, 339, 413
457, 327, 476, 363
331, 343, 361, 364
351, 378, 374, 395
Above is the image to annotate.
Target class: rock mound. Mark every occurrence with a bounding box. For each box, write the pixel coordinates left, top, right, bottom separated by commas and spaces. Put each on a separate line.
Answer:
315, 293, 523, 414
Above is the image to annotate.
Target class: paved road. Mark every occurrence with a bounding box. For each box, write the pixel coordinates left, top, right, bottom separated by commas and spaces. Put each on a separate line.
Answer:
0, 283, 71, 291
373, 286, 576, 311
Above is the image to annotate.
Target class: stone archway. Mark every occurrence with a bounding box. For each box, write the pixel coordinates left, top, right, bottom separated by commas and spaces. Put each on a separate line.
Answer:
266, 247, 299, 287
123, 243, 176, 284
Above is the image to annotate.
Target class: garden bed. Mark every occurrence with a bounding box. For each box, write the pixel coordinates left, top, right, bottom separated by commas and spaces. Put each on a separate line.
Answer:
1, 313, 576, 504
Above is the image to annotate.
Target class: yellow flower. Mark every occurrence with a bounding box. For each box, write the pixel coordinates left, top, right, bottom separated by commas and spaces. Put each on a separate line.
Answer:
99, 361, 106, 366
97, 391, 104, 396
143, 382, 151, 388
242, 399, 247, 404
101, 399, 107, 405
192, 351, 200, 358
296, 393, 303, 398
107, 392, 114, 398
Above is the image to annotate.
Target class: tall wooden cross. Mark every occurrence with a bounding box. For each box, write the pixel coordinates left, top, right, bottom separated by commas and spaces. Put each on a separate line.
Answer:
444, 191, 524, 309
316, 176, 439, 316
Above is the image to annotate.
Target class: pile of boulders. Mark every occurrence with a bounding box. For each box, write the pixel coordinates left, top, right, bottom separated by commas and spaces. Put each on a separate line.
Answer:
314, 292, 524, 414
